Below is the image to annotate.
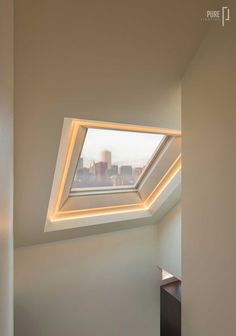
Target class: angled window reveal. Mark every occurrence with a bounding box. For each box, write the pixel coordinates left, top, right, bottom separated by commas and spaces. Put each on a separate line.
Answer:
71, 128, 166, 193
45, 118, 181, 232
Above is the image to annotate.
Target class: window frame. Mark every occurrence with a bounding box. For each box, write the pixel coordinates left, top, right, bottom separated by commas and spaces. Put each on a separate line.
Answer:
45, 118, 181, 232
70, 129, 168, 194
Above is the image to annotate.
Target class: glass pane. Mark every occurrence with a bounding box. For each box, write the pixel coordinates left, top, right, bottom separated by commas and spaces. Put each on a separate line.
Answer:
71, 128, 165, 191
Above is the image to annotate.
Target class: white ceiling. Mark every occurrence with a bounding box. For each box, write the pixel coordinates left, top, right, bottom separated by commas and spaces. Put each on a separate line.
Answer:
14, 0, 218, 247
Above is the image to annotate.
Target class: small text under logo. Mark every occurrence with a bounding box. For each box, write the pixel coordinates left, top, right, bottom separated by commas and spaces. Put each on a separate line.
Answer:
201, 6, 230, 26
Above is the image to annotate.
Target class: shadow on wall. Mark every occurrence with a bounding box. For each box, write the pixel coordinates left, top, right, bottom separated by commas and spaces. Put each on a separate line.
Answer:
14, 304, 40, 335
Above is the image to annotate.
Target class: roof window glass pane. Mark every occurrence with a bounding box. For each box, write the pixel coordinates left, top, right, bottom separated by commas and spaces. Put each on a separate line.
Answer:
71, 128, 165, 192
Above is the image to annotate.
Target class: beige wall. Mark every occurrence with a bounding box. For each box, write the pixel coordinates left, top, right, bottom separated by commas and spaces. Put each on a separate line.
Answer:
15, 225, 161, 336
14, 2, 185, 334
14, 203, 183, 336
182, 11, 236, 336
0, 0, 14, 335
156, 203, 181, 279
13, 0, 212, 247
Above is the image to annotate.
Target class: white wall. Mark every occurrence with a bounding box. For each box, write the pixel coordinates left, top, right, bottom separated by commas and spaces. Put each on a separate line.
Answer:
0, 0, 14, 335
13, 0, 212, 247
182, 9, 236, 336
156, 203, 181, 279
15, 225, 161, 336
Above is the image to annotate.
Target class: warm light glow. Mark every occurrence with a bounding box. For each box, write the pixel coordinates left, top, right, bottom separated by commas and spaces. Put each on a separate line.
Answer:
76, 119, 181, 136
145, 155, 181, 208
51, 157, 181, 221
54, 121, 79, 213
48, 119, 181, 226
51, 204, 146, 222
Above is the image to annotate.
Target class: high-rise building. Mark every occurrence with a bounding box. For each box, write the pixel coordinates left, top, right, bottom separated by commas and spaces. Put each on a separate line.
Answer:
89, 160, 96, 174
133, 167, 143, 181
101, 150, 112, 168
120, 165, 133, 185
78, 158, 83, 169
120, 165, 132, 177
95, 161, 108, 181
74, 167, 90, 187
107, 164, 118, 176
111, 174, 122, 186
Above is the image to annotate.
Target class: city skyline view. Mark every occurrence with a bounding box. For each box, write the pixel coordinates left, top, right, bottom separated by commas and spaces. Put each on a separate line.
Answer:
71, 128, 166, 190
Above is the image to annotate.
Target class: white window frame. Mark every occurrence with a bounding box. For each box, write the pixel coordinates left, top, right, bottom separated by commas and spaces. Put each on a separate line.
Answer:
69, 132, 168, 195
45, 118, 181, 232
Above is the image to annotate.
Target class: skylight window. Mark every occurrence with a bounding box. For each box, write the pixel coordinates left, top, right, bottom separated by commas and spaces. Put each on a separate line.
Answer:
71, 128, 165, 192
45, 119, 181, 232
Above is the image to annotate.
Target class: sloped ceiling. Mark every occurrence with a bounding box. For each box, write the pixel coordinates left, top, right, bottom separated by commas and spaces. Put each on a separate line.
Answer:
14, 0, 219, 246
